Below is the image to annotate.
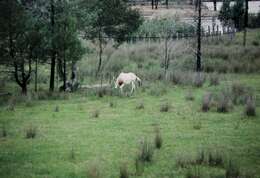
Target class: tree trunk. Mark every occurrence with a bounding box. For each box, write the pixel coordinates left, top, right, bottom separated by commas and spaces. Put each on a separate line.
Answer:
21, 84, 27, 95
196, 0, 202, 72
49, 0, 56, 92
63, 52, 66, 92
152, 0, 154, 9
213, 0, 217, 11
164, 36, 168, 77
166, 0, 168, 8
243, 0, 248, 46
35, 58, 38, 92
96, 29, 103, 77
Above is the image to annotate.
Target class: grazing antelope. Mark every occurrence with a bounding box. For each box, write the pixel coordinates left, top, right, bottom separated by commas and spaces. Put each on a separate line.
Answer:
114, 72, 141, 95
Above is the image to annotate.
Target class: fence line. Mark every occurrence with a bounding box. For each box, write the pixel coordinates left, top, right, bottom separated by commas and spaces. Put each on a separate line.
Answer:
82, 25, 237, 43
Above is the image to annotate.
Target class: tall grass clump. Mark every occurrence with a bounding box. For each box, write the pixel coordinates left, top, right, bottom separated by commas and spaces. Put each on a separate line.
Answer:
231, 83, 251, 105
185, 166, 202, 178
92, 110, 100, 118
209, 73, 220, 86
137, 138, 154, 163
6, 97, 15, 111
154, 127, 162, 149
245, 96, 256, 117
217, 89, 232, 113
119, 163, 129, 178
225, 160, 241, 178
201, 93, 212, 112
87, 162, 102, 178
1, 125, 7, 138
136, 101, 144, 110
193, 73, 206, 88
160, 102, 170, 112
25, 125, 37, 139
185, 90, 195, 101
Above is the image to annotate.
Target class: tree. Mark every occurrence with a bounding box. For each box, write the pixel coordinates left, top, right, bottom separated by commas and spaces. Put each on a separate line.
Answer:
243, 0, 248, 46
218, 0, 245, 30
80, 0, 142, 76
195, 0, 202, 72
0, 0, 44, 94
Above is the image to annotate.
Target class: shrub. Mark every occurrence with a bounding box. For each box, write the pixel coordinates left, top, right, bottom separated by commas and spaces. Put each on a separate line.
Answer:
245, 96, 256, 117
160, 102, 170, 112
154, 127, 162, 149
25, 125, 37, 139
92, 110, 100, 118
185, 90, 195, 101
201, 93, 212, 112
119, 163, 129, 178
136, 102, 144, 110
193, 73, 205, 88
209, 73, 220, 86
137, 138, 154, 163
87, 162, 102, 178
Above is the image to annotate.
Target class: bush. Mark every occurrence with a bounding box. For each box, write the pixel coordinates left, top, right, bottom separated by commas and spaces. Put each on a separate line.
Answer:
119, 163, 129, 178
201, 93, 212, 112
25, 125, 37, 139
160, 102, 170, 112
209, 73, 220, 86
137, 138, 154, 163
245, 96, 256, 117
154, 127, 162, 149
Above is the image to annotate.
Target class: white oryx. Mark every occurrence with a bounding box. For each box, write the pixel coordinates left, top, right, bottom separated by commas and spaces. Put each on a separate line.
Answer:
115, 72, 141, 94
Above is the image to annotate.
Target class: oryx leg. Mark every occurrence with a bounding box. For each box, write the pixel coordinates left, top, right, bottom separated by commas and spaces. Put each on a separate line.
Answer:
120, 84, 125, 95
131, 81, 136, 94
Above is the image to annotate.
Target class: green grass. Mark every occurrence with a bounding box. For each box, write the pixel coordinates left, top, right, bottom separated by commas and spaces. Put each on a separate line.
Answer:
0, 74, 259, 178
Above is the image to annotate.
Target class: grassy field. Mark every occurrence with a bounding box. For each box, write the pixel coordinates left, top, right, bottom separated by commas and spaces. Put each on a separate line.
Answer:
0, 73, 259, 178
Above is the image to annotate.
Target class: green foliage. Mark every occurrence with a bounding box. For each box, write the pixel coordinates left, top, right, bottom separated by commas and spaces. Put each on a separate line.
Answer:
218, 0, 245, 30
81, 0, 142, 42
134, 18, 195, 37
